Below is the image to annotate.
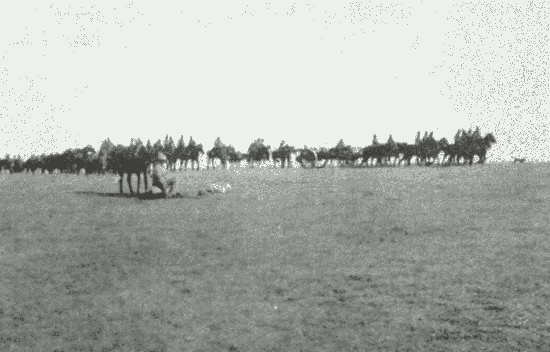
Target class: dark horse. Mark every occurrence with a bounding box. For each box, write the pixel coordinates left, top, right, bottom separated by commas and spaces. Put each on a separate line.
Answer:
207, 146, 228, 170
442, 143, 459, 166
182, 142, 204, 171
227, 146, 245, 166
271, 150, 286, 168
84, 156, 106, 176
107, 144, 149, 195
296, 148, 316, 168
248, 144, 271, 168
315, 148, 333, 167
513, 158, 526, 164
184, 143, 204, 171
0, 158, 12, 173
474, 133, 497, 164
272, 143, 296, 168
397, 143, 418, 166
23, 155, 42, 174
461, 132, 497, 165
361, 144, 386, 167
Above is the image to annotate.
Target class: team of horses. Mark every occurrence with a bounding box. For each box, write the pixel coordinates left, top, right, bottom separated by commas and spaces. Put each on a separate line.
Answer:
293, 132, 497, 169
1, 129, 500, 195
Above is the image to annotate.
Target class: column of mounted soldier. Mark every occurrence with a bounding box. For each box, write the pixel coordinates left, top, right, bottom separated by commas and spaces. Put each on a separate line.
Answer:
0, 128, 496, 176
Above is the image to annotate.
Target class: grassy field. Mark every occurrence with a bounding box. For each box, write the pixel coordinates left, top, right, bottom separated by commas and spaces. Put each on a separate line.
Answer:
1, 163, 550, 351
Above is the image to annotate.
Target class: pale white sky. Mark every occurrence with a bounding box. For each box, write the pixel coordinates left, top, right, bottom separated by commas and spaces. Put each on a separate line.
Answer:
1, 1, 548, 162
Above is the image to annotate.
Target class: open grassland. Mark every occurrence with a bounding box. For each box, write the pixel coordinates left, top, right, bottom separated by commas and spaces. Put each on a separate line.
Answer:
1, 163, 550, 351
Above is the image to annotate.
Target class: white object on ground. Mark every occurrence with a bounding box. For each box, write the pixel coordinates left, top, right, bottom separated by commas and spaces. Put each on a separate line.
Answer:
205, 183, 232, 194
151, 186, 164, 194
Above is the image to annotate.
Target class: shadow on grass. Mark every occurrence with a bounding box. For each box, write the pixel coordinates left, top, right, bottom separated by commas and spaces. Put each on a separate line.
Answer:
74, 191, 201, 200
75, 191, 135, 198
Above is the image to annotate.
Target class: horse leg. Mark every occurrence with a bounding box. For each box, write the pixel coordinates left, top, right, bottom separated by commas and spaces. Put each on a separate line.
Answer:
127, 173, 134, 195
141, 171, 148, 193
119, 171, 124, 194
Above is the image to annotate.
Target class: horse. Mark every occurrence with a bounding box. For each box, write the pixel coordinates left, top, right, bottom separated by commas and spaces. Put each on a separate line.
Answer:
296, 149, 317, 168
397, 143, 417, 166
227, 147, 245, 167
442, 143, 459, 166
248, 144, 271, 168
418, 136, 439, 166
272, 144, 296, 168
423, 138, 448, 166
84, 156, 106, 176
313, 148, 332, 168
0, 158, 12, 173
271, 150, 285, 168
456, 129, 477, 165
360, 145, 376, 167
23, 156, 42, 175
207, 146, 228, 170
513, 158, 526, 164
107, 144, 149, 195
474, 133, 497, 164
339, 147, 360, 167
461, 132, 496, 165
368, 144, 387, 166
328, 145, 357, 167
183, 143, 204, 171
384, 143, 399, 166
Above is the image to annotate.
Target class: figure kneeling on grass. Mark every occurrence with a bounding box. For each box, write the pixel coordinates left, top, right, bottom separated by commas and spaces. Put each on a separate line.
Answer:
151, 152, 176, 197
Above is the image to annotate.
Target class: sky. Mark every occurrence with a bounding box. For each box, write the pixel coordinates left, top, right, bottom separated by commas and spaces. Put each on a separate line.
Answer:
1, 1, 548, 162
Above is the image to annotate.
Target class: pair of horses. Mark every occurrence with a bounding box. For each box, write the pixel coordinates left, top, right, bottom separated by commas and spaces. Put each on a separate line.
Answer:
206, 145, 247, 170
